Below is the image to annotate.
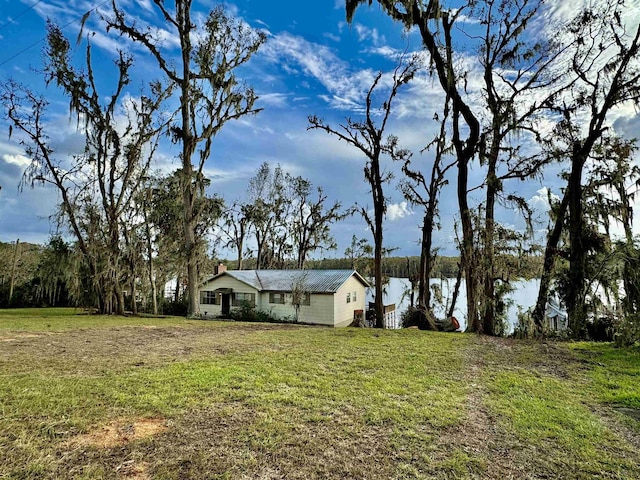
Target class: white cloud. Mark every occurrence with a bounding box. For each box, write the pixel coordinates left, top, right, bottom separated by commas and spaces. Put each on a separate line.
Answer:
257, 92, 290, 108
353, 23, 385, 46
323, 32, 340, 42
2, 154, 31, 168
386, 201, 413, 221
261, 31, 378, 111
529, 187, 559, 214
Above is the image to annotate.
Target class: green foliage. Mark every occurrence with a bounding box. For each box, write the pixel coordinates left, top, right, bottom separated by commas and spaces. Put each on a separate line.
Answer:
512, 308, 536, 339
229, 302, 289, 324
615, 313, 640, 347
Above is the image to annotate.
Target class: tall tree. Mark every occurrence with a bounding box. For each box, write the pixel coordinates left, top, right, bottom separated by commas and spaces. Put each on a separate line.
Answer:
400, 94, 455, 310
3, 23, 169, 314
533, 2, 640, 336
106, 1, 265, 315
219, 201, 252, 270
309, 62, 415, 327
346, 1, 483, 330
147, 170, 223, 298
245, 163, 288, 269
289, 175, 351, 268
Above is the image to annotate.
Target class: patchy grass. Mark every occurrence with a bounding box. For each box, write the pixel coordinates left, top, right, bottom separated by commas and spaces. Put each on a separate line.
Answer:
0, 307, 191, 331
570, 342, 640, 409
1, 310, 639, 479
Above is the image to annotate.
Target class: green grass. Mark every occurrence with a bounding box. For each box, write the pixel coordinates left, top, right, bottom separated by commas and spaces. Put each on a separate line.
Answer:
1, 309, 639, 479
570, 342, 640, 408
0, 307, 197, 331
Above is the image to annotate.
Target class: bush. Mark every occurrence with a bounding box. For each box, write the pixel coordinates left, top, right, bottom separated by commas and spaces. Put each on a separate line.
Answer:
512, 308, 535, 339
587, 314, 617, 342
229, 301, 292, 324
161, 298, 188, 316
615, 313, 640, 347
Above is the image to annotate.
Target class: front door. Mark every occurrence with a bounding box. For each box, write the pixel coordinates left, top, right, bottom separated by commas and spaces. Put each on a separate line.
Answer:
221, 294, 231, 316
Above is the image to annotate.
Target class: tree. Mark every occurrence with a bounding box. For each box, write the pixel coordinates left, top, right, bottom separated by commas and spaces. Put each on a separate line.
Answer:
3, 23, 169, 314
532, 2, 640, 337
344, 235, 374, 275
245, 163, 288, 269
35, 236, 74, 307
400, 94, 455, 310
146, 170, 223, 303
309, 61, 415, 327
289, 175, 351, 268
346, 1, 483, 330
106, 1, 266, 315
219, 201, 252, 270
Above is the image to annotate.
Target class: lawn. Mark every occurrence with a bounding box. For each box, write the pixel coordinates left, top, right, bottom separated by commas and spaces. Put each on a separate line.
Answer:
0, 309, 639, 479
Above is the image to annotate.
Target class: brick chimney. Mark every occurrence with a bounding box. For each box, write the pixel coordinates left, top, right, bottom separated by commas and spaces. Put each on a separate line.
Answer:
215, 263, 227, 275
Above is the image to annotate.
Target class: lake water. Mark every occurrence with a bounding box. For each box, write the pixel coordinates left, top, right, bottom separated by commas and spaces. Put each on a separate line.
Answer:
366, 277, 541, 331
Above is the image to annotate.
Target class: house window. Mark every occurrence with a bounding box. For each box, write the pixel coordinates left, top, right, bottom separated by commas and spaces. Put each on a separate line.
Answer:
353, 291, 357, 302
302, 292, 311, 306
233, 292, 255, 307
269, 292, 286, 304
200, 291, 218, 305
346, 292, 351, 303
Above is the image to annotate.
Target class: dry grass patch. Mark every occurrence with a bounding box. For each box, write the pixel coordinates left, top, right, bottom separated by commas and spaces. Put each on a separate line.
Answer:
70, 417, 167, 449
116, 460, 150, 479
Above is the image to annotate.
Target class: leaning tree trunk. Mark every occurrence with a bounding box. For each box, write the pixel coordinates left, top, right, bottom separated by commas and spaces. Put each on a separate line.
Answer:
532, 192, 570, 332
566, 153, 588, 338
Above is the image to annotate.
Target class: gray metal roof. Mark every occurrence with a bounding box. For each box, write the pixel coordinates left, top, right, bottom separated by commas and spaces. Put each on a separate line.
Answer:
211, 269, 369, 293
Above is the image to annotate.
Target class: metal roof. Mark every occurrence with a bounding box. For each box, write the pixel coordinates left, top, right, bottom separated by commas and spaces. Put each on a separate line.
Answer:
210, 269, 370, 293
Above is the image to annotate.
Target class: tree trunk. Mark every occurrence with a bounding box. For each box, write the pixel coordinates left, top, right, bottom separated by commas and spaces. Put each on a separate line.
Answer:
447, 262, 463, 319
8, 239, 19, 304
482, 160, 498, 336
532, 192, 570, 331
373, 160, 385, 329
458, 156, 478, 332
566, 153, 588, 338
131, 278, 138, 315
418, 210, 435, 309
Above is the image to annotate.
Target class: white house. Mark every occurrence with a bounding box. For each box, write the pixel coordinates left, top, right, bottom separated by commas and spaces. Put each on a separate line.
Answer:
198, 267, 370, 327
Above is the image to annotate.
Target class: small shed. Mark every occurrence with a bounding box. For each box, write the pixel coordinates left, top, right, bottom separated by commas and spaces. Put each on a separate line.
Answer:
198, 269, 370, 327
544, 297, 568, 332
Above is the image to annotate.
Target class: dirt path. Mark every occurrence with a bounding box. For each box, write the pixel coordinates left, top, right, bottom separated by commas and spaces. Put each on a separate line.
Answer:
426, 336, 535, 478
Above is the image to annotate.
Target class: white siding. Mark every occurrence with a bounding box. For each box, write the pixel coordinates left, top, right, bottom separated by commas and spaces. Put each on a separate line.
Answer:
334, 276, 367, 327
198, 271, 368, 327
198, 275, 260, 317
256, 292, 335, 325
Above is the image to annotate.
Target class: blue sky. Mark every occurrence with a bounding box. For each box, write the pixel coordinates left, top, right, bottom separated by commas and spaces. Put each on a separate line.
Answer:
1, 0, 639, 259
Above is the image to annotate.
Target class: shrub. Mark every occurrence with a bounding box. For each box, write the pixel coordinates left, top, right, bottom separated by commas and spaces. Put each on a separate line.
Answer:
161, 298, 188, 317
229, 301, 292, 324
587, 314, 617, 342
615, 313, 640, 347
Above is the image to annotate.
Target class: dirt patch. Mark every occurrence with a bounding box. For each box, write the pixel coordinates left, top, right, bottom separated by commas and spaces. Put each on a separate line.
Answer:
142, 404, 394, 479
0, 323, 304, 375
71, 418, 167, 449
116, 460, 150, 479
0, 333, 44, 342
615, 407, 640, 422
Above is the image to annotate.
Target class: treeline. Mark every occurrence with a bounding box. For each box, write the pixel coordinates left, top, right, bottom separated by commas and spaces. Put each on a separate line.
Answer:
241, 255, 543, 280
